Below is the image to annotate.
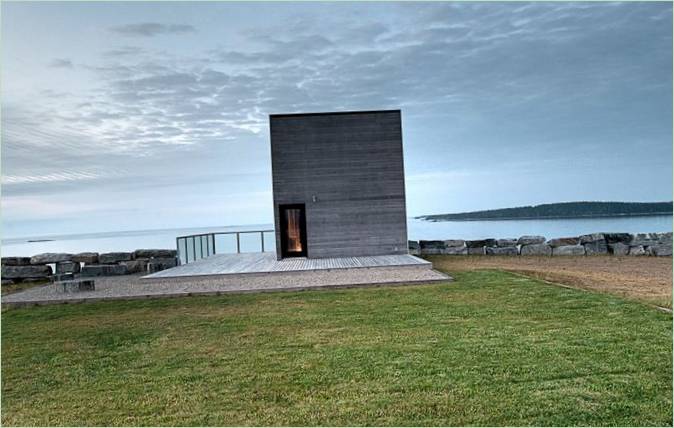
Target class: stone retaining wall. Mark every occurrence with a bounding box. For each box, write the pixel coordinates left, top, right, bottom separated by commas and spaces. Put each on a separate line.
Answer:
409, 232, 672, 257
1, 249, 178, 286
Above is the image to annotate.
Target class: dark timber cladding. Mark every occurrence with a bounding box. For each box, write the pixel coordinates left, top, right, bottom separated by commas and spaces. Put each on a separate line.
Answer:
270, 109, 408, 259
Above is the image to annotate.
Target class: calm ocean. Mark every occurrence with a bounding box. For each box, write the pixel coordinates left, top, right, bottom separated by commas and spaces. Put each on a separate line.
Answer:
2, 215, 672, 257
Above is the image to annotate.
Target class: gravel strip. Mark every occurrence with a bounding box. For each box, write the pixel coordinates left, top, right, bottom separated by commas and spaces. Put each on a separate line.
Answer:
2, 266, 450, 306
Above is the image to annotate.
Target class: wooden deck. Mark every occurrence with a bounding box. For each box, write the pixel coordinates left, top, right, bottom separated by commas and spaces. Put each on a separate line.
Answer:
143, 253, 431, 279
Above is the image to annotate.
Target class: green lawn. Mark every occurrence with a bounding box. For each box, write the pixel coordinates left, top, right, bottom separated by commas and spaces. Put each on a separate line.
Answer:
2, 270, 671, 426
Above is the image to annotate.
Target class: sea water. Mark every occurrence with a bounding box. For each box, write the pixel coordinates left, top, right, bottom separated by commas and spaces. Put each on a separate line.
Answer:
2, 215, 671, 257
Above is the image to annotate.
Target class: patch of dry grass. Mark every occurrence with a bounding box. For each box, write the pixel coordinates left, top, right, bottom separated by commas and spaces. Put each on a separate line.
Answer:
428, 255, 673, 308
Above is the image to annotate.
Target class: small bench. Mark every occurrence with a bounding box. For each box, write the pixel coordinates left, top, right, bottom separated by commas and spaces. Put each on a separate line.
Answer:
55, 279, 95, 293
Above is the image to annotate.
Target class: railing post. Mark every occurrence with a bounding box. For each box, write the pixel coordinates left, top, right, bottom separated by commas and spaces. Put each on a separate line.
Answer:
236, 232, 240, 253
261, 231, 265, 252
212, 233, 216, 255
192, 237, 196, 263
176, 237, 181, 265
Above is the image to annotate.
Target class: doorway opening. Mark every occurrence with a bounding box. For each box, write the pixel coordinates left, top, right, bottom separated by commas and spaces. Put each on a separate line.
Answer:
279, 204, 307, 258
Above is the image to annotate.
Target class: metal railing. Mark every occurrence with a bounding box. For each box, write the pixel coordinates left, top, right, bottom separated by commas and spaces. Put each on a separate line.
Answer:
176, 230, 274, 265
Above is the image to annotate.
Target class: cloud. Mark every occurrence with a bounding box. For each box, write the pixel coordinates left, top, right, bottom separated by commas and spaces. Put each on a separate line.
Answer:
2, 2, 671, 234
103, 46, 144, 57
109, 22, 196, 37
48, 58, 73, 68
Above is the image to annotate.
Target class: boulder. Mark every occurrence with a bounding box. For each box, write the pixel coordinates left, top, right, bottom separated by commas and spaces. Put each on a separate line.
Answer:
408, 240, 420, 256
56, 279, 95, 293
466, 239, 495, 248
1, 264, 52, 280
30, 253, 73, 264
486, 246, 518, 256
80, 264, 128, 277
1, 257, 31, 266
579, 233, 605, 244
98, 252, 133, 264
119, 259, 149, 274
630, 233, 660, 246
444, 239, 465, 248
467, 247, 485, 255
583, 240, 608, 255
419, 240, 446, 255
517, 235, 545, 245
552, 245, 585, 256
603, 233, 633, 244
444, 247, 468, 255
1, 279, 15, 286
56, 261, 81, 274
133, 249, 177, 259
628, 246, 646, 256
147, 257, 178, 273
608, 242, 630, 256
520, 243, 552, 256
51, 273, 75, 282
72, 252, 99, 264
547, 237, 579, 247
658, 232, 672, 245
496, 239, 518, 247
647, 244, 672, 257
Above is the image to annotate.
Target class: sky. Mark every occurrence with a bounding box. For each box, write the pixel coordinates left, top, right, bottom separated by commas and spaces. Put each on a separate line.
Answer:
1, 1, 672, 238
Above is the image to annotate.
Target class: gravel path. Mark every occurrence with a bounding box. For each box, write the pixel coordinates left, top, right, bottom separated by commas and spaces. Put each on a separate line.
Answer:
2, 265, 450, 307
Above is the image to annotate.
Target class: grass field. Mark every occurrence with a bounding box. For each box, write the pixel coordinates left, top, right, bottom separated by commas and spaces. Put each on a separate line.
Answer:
2, 270, 672, 426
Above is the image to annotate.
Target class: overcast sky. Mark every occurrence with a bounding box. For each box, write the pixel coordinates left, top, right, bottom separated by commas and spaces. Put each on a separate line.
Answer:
2, 1, 672, 238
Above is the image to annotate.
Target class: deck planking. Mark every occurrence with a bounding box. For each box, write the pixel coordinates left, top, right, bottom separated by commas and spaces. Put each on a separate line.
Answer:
143, 252, 430, 279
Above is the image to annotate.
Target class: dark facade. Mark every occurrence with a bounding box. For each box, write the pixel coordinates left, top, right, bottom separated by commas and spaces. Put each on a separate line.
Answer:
270, 110, 408, 260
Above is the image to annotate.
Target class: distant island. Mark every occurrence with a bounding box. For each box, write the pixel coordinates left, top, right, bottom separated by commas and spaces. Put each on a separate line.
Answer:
417, 201, 673, 222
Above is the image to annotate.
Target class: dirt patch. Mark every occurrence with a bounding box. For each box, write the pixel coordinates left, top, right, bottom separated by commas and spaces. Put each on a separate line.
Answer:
428, 255, 673, 308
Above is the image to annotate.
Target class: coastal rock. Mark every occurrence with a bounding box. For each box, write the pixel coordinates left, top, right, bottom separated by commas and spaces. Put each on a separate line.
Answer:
72, 252, 99, 264
120, 259, 149, 274
647, 244, 672, 257
486, 246, 518, 256
628, 246, 646, 256
1, 257, 31, 266
603, 233, 633, 244
608, 243, 630, 256
147, 257, 178, 273
30, 253, 73, 264
658, 232, 672, 244
552, 245, 585, 256
579, 233, 605, 244
1, 264, 52, 280
419, 240, 446, 255
630, 233, 660, 246
408, 241, 420, 256
467, 247, 485, 255
98, 252, 133, 264
496, 239, 518, 247
547, 237, 579, 247
51, 273, 75, 282
466, 239, 495, 248
444, 246, 468, 255
1, 279, 15, 286
444, 239, 465, 248
80, 264, 128, 277
583, 241, 608, 255
517, 236, 546, 245
55, 261, 80, 274
520, 243, 552, 256
133, 249, 177, 259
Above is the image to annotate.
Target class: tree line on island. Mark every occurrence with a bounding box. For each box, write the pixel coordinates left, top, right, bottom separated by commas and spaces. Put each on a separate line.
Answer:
417, 201, 673, 222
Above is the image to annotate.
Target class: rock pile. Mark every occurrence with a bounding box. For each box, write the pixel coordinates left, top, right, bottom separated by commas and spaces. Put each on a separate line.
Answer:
1, 249, 178, 286
410, 232, 672, 257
